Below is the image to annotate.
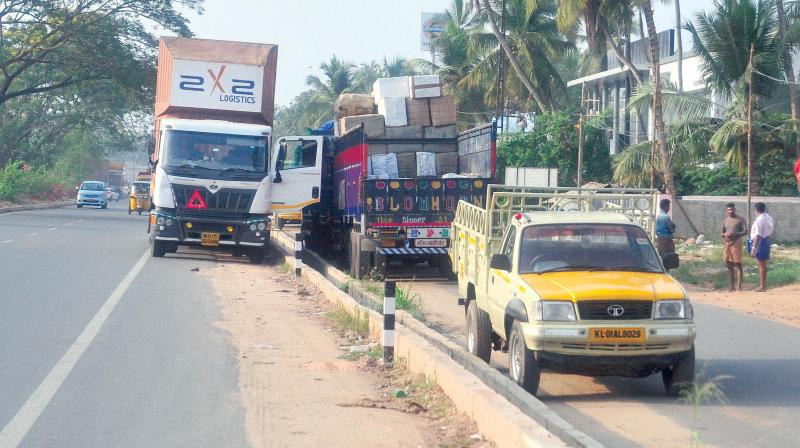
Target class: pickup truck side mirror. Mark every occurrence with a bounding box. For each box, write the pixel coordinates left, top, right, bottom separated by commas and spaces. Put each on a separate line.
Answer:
490, 254, 511, 272
662, 252, 680, 271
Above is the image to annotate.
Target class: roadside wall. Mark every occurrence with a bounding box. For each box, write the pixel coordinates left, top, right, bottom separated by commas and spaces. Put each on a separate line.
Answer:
672, 196, 800, 242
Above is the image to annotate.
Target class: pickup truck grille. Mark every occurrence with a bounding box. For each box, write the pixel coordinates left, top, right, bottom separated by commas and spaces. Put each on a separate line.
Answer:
172, 185, 255, 215
577, 301, 653, 320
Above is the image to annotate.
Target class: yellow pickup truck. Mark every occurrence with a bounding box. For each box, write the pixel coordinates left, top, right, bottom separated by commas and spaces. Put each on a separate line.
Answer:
450, 186, 695, 396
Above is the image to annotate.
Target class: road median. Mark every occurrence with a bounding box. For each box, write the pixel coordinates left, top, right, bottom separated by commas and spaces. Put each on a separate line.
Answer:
272, 229, 600, 448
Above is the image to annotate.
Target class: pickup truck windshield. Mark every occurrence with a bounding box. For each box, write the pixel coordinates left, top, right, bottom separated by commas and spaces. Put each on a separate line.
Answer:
162, 130, 267, 173
519, 224, 663, 274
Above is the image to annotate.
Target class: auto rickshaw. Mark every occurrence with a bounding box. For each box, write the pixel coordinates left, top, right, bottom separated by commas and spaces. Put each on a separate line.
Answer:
128, 181, 151, 215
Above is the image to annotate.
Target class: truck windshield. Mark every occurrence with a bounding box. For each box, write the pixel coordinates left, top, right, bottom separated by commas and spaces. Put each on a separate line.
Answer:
519, 224, 663, 274
162, 130, 267, 173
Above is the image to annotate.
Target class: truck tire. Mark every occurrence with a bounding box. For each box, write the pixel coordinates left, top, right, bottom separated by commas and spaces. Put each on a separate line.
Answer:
437, 256, 457, 280
151, 239, 166, 258
247, 247, 265, 264
466, 301, 492, 363
662, 345, 695, 396
509, 321, 540, 395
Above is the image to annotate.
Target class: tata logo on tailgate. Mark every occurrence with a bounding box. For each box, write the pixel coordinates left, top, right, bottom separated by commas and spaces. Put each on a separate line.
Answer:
171, 59, 263, 112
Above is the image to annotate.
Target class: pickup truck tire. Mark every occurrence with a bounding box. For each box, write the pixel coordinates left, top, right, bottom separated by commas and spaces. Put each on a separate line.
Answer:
466, 301, 492, 363
662, 345, 695, 396
151, 239, 166, 258
509, 321, 540, 395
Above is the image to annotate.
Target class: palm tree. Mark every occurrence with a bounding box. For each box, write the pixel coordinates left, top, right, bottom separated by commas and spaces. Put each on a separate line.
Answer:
304, 55, 356, 126
774, 0, 799, 157
465, 0, 573, 112
686, 0, 783, 193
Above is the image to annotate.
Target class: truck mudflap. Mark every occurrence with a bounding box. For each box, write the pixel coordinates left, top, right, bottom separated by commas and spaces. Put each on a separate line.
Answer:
377, 247, 448, 255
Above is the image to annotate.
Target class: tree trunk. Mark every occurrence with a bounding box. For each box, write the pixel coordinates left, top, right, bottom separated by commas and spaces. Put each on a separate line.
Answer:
675, 0, 683, 91
478, 0, 548, 112
601, 26, 643, 86
642, 0, 677, 196
775, 0, 800, 157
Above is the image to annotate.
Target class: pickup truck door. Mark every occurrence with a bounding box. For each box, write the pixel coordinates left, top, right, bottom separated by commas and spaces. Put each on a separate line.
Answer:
488, 227, 517, 335
270, 136, 324, 214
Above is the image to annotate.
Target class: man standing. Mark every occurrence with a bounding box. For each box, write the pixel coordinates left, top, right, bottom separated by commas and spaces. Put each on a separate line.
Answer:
749, 202, 775, 292
655, 199, 676, 255
721, 203, 747, 291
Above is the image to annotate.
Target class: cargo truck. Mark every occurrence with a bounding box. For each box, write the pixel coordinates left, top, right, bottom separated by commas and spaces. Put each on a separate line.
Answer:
148, 37, 322, 262
298, 123, 496, 278
450, 186, 695, 396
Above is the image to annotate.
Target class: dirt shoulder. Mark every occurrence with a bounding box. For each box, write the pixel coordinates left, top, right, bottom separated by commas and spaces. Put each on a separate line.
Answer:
205, 259, 490, 448
686, 284, 800, 329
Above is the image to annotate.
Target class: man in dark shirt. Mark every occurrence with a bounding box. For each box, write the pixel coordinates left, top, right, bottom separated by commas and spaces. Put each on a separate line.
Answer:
721, 203, 747, 291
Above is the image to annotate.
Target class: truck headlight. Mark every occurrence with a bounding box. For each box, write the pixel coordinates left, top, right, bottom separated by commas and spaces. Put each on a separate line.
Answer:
533, 301, 577, 322
257, 222, 266, 231
654, 300, 692, 320
156, 216, 166, 225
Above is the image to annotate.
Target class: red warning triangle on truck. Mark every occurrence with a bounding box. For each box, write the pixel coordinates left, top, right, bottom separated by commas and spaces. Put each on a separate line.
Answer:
185, 189, 207, 209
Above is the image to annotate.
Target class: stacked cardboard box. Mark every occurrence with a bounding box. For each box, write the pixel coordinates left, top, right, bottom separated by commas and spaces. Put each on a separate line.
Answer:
336, 74, 462, 177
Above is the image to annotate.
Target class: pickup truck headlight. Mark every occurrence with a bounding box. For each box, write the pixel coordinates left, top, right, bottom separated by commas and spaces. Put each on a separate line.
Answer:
534, 301, 577, 322
654, 299, 693, 320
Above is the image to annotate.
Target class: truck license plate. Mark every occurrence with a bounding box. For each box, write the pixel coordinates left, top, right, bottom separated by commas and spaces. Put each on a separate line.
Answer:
589, 327, 645, 343
414, 238, 447, 248
201, 232, 220, 246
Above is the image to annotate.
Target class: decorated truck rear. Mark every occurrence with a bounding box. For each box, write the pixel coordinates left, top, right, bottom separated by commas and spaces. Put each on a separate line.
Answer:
301, 122, 496, 278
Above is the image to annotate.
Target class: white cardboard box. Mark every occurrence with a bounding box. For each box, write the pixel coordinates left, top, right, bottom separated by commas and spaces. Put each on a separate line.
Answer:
368, 153, 399, 178
409, 75, 442, 99
416, 152, 436, 176
373, 77, 410, 101
378, 97, 408, 127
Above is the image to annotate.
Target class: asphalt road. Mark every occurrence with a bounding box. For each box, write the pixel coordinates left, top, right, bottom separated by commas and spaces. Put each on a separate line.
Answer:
0, 203, 247, 447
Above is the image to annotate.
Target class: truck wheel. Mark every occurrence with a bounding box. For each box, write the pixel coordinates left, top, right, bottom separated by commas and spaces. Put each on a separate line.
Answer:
247, 247, 265, 264
166, 243, 178, 254
437, 257, 457, 280
151, 239, 166, 258
662, 346, 695, 396
466, 301, 492, 363
509, 321, 540, 395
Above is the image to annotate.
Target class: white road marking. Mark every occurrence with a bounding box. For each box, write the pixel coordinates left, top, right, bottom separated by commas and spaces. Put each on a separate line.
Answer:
28, 233, 38, 237
1, 240, 12, 244
0, 250, 150, 448
48, 228, 56, 231
63, 223, 71, 226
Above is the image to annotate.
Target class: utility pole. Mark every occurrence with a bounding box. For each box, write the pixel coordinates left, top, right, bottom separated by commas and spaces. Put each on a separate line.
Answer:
577, 82, 586, 191
494, 0, 507, 133
746, 43, 755, 228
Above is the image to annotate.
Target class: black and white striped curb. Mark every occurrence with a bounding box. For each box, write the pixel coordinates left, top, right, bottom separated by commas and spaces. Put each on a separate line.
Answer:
383, 280, 396, 365
294, 233, 303, 276
377, 247, 448, 255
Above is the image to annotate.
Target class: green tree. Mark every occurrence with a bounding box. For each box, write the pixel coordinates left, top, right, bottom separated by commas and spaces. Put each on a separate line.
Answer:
304, 55, 356, 126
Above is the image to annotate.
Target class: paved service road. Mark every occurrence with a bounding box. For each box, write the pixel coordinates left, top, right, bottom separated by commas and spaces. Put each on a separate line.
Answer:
409, 276, 800, 447
0, 204, 247, 447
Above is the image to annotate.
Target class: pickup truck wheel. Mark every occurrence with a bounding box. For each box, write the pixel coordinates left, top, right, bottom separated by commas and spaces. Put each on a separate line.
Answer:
151, 239, 166, 258
466, 301, 492, 363
662, 346, 695, 396
509, 321, 540, 395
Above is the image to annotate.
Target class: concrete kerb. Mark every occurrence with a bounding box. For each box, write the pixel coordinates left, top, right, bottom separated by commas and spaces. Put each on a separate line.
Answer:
0, 201, 72, 215
270, 230, 602, 448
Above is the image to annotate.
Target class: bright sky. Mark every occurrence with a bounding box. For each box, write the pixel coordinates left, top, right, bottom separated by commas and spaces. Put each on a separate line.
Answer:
177, 0, 716, 107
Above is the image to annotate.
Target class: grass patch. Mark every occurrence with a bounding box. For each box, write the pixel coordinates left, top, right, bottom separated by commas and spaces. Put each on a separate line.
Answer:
396, 279, 425, 321
325, 306, 370, 338
672, 246, 800, 289
278, 261, 293, 274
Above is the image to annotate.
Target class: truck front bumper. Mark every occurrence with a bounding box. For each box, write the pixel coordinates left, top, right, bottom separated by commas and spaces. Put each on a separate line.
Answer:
520, 321, 695, 376
150, 210, 270, 247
